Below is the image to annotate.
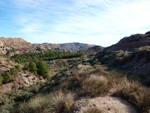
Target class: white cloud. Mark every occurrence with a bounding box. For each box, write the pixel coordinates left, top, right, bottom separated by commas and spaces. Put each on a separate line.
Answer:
11, 0, 150, 46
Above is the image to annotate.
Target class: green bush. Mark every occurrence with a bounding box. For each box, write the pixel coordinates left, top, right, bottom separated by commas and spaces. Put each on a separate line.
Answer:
83, 62, 90, 65
29, 62, 37, 75
3, 72, 12, 83
15, 65, 22, 72
23, 63, 29, 70
36, 61, 49, 79
10, 67, 18, 75
15, 91, 34, 101
10, 65, 22, 75
0, 75, 3, 85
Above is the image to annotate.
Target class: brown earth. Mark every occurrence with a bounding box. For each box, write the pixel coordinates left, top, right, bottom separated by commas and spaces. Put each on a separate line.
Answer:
73, 96, 138, 113
0, 37, 32, 49
0, 56, 18, 74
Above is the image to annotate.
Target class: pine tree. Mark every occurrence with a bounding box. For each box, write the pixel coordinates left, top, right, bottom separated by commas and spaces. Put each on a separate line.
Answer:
3, 72, 12, 83
0, 75, 3, 85
15, 65, 22, 72
29, 62, 37, 74
10, 67, 18, 75
23, 63, 29, 70
36, 61, 49, 79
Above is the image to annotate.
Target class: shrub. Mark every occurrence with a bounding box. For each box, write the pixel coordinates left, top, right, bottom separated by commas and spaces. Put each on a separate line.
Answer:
14, 91, 75, 113
23, 63, 29, 70
0, 75, 3, 85
0, 105, 13, 113
81, 75, 109, 97
10, 67, 18, 75
47, 91, 75, 113
3, 72, 12, 83
114, 80, 150, 113
28, 62, 37, 75
10, 65, 22, 75
18, 95, 50, 113
15, 91, 34, 101
83, 62, 91, 65
36, 61, 49, 79
15, 65, 22, 72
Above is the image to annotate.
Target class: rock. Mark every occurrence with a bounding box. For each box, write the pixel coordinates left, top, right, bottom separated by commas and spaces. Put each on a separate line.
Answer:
22, 74, 27, 77
22, 77, 30, 84
0, 40, 3, 46
0, 83, 14, 93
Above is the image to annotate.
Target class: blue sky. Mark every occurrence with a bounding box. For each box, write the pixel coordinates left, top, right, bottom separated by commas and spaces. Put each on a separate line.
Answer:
0, 0, 150, 47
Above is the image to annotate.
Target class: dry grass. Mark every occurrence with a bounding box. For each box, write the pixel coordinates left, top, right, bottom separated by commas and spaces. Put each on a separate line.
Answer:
74, 65, 150, 113
15, 95, 50, 113
12, 64, 150, 113
47, 91, 75, 113
13, 91, 75, 113
81, 75, 109, 97
114, 80, 150, 113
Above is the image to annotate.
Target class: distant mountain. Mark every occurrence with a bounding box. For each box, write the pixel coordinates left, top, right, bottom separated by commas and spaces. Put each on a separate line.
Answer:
0, 37, 96, 56
34, 42, 95, 51
109, 31, 150, 51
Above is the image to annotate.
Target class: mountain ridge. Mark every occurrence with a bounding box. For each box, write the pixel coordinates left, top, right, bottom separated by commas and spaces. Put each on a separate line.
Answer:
34, 42, 96, 51
109, 31, 150, 51
0, 37, 96, 52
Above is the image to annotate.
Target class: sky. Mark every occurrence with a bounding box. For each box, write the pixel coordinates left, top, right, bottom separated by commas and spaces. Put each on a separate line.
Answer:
0, 0, 150, 47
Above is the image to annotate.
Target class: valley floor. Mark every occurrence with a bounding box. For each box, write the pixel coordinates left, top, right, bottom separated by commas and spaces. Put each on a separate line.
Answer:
0, 58, 149, 113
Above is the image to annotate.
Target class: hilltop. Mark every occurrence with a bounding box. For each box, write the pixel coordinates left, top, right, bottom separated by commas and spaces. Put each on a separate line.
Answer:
109, 31, 150, 51
0, 37, 33, 49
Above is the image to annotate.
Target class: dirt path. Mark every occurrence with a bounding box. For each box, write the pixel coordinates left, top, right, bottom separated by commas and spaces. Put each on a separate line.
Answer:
73, 96, 138, 113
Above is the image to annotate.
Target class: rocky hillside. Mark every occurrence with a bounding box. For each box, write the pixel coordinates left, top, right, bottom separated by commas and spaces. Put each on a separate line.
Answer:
0, 37, 33, 49
0, 38, 95, 56
109, 31, 150, 51
79, 46, 104, 58
34, 42, 95, 51
0, 56, 43, 93
94, 31, 150, 84
0, 37, 35, 56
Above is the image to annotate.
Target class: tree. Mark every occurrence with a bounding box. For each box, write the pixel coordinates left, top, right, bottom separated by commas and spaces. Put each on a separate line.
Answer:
36, 61, 49, 79
10, 67, 18, 75
3, 72, 12, 83
29, 62, 37, 74
0, 75, 3, 85
23, 63, 29, 70
15, 65, 22, 72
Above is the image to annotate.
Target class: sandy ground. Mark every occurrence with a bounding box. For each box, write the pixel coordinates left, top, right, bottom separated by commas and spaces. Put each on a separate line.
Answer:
73, 96, 138, 113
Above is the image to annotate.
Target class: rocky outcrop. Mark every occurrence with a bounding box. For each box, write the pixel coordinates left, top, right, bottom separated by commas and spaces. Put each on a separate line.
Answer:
0, 83, 14, 93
